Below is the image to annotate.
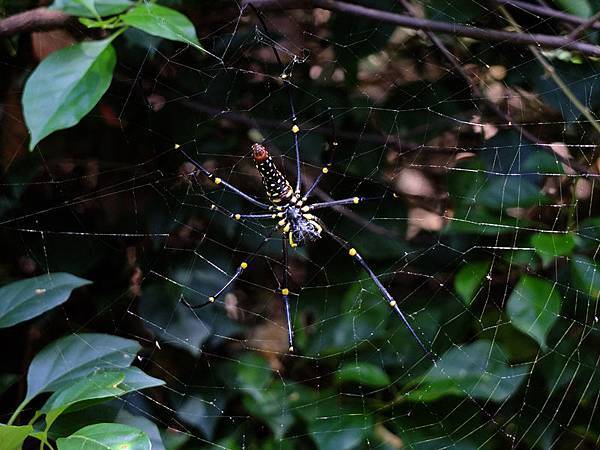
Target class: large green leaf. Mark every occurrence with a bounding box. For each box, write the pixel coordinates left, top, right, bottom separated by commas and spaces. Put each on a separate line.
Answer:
50, 0, 133, 17
121, 3, 201, 49
0, 273, 91, 328
26, 333, 140, 401
531, 232, 575, 266
41, 367, 164, 427
335, 363, 390, 387
571, 255, 600, 300
0, 424, 34, 450
56, 423, 150, 450
242, 382, 294, 440
23, 36, 117, 150
506, 275, 561, 349
478, 177, 546, 209
454, 261, 491, 305
552, 0, 592, 17
405, 340, 528, 402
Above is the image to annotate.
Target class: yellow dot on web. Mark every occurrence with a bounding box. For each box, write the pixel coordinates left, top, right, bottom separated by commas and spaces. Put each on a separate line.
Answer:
281, 288, 289, 295
241, 262, 248, 269
292, 125, 300, 134
348, 248, 357, 256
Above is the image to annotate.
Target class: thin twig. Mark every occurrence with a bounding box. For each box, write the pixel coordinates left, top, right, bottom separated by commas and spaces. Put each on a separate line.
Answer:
492, 0, 600, 29
0, 7, 73, 36
567, 9, 600, 40
500, 6, 600, 141
243, 0, 600, 57
399, 0, 591, 176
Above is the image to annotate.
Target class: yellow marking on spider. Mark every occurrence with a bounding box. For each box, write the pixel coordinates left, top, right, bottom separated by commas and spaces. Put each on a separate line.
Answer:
322, 167, 328, 174
313, 221, 323, 234
241, 262, 248, 269
353, 197, 360, 204
389, 300, 397, 307
289, 233, 298, 248
292, 124, 300, 134
303, 213, 314, 220
281, 288, 289, 296
348, 248, 357, 257
208, 296, 215, 303
301, 206, 310, 212
288, 345, 294, 352
283, 223, 290, 233
272, 214, 277, 218
214, 177, 222, 185
234, 214, 241, 220
281, 73, 288, 79
174, 143, 181, 149
278, 219, 286, 227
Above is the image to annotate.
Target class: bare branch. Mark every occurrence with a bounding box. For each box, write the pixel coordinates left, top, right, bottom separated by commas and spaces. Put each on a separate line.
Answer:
243, 0, 600, 57
567, 9, 600, 40
0, 7, 73, 37
493, 0, 600, 30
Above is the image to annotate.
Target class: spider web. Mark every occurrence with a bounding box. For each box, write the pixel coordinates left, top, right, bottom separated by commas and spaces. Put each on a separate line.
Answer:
2, 0, 600, 448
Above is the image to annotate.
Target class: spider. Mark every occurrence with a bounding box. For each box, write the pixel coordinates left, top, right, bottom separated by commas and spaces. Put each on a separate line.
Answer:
178, 4, 427, 355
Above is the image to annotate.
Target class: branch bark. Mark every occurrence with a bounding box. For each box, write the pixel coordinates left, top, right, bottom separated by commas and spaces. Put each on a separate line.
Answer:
243, 0, 600, 57
0, 7, 73, 37
493, 0, 600, 30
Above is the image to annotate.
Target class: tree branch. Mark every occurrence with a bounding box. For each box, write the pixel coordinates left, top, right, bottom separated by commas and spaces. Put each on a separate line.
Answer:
243, 0, 600, 57
0, 7, 73, 37
493, 0, 600, 30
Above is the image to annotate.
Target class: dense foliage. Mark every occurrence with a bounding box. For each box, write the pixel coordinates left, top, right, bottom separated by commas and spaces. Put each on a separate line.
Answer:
2, 0, 600, 449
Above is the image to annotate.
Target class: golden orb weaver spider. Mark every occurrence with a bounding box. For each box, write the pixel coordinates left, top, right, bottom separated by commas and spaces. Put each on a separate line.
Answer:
178, 4, 428, 355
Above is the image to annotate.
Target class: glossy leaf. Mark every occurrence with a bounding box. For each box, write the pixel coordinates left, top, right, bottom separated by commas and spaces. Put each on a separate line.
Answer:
242, 382, 294, 440
26, 333, 140, 401
454, 261, 491, 305
117, 410, 166, 450
506, 275, 561, 349
307, 403, 372, 450
50, 0, 132, 17
121, 3, 201, 49
56, 423, 150, 450
571, 255, 600, 300
552, 0, 592, 17
0, 273, 91, 328
405, 340, 528, 402
531, 232, 575, 266
23, 37, 116, 150
335, 363, 390, 387
0, 424, 34, 450
41, 367, 164, 426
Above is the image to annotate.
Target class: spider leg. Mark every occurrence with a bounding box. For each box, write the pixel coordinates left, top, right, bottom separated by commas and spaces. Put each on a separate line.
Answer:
181, 230, 274, 309
180, 146, 271, 210
304, 111, 338, 198
282, 239, 295, 352
307, 195, 386, 211
250, 4, 302, 193
322, 228, 429, 354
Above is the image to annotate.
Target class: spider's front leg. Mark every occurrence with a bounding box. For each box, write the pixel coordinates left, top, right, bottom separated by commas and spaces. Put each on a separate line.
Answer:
322, 228, 429, 354
181, 230, 275, 310
281, 239, 295, 352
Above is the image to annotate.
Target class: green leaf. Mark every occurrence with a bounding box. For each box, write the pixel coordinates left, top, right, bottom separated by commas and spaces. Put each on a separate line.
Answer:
335, 363, 390, 387
571, 255, 600, 300
307, 404, 372, 450
242, 382, 294, 440
454, 261, 491, 305
26, 333, 141, 401
120, 3, 201, 49
478, 177, 546, 209
50, 0, 133, 17
56, 423, 151, 450
506, 275, 561, 349
531, 232, 575, 266
0, 273, 91, 328
74, 0, 98, 17
552, 0, 592, 17
117, 410, 166, 450
23, 37, 117, 150
0, 424, 34, 450
405, 341, 528, 402
41, 367, 164, 427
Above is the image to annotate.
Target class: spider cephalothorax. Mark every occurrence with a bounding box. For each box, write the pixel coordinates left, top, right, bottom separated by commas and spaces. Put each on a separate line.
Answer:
252, 143, 322, 247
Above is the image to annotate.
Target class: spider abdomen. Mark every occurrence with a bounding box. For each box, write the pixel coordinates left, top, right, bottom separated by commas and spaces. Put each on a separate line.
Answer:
252, 143, 293, 205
